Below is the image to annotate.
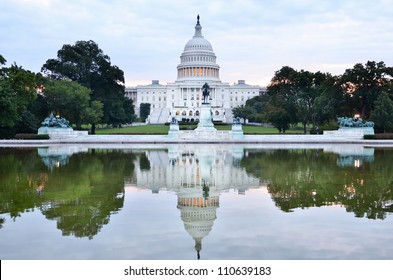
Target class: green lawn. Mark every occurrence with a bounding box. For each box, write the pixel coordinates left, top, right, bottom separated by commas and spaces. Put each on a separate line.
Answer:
95, 125, 169, 134
95, 124, 305, 134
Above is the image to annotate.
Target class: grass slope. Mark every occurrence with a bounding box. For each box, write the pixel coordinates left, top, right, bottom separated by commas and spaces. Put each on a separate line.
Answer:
95, 124, 304, 135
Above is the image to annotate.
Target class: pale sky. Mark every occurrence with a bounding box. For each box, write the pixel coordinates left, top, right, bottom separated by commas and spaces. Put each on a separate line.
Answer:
1, 0, 393, 87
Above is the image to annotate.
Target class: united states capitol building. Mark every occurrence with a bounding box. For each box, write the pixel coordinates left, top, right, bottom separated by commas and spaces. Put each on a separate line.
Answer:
125, 16, 265, 123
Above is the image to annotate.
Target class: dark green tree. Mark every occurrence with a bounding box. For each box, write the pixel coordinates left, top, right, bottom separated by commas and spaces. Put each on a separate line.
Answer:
371, 92, 393, 133
43, 79, 98, 128
264, 94, 294, 133
232, 105, 255, 123
16, 110, 39, 133
340, 61, 393, 119
123, 98, 136, 124
80, 100, 104, 128
0, 54, 6, 66
139, 103, 151, 121
0, 79, 18, 128
266, 66, 298, 132
295, 71, 331, 133
0, 57, 37, 136
41, 40, 132, 133
312, 74, 344, 125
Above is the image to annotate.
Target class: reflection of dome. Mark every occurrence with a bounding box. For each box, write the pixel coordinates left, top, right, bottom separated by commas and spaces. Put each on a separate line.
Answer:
177, 15, 220, 81
178, 193, 219, 259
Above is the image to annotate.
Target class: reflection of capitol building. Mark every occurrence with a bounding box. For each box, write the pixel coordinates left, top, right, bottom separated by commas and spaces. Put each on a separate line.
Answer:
126, 145, 263, 259
133, 146, 259, 192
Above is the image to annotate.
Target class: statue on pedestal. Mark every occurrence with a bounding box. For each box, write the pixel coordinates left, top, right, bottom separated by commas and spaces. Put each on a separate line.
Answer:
201, 83, 210, 104
41, 112, 71, 128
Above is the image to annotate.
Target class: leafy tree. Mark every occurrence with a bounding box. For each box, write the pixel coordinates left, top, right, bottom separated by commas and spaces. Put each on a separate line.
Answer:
139, 103, 151, 121
2, 63, 37, 115
29, 94, 49, 124
340, 61, 393, 119
266, 66, 299, 132
312, 74, 344, 125
295, 71, 331, 133
243, 95, 269, 123
16, 110, 39, 133
371, 92, 393, 133
80, 100, 104, 127
41, 40, 132, 133
123, 98, 136, 124
232, 105, 255, 123
264, 94, 294, 133
43, 79, 94, 128
0, 54, 6, 66
0, 79, 18, 127
0, 57, 37, 136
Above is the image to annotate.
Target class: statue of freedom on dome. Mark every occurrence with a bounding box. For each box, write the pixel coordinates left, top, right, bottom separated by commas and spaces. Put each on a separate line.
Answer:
202, 82, 210, 104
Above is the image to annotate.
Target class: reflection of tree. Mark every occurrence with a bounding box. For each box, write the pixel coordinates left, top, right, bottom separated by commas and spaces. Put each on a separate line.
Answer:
39, 151, 134, 239
0, 148, 135, 238
240, 149, 393, 220
0, 217, 5, 229
139, 153, 151, 171
0, 148, 47, 219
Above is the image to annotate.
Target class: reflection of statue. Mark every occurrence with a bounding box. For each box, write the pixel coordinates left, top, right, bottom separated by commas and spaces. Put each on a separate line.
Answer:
41, 112, 71, 128
201, 83, 210, 104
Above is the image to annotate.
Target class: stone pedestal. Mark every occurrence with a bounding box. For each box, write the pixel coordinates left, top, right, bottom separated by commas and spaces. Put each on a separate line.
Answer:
195, 104, 216, 132
231, 123, 244, 139
339, 127, 375, 135
323, 127, 374, 138
37, 127, 88, 139
167, 123, 180, 138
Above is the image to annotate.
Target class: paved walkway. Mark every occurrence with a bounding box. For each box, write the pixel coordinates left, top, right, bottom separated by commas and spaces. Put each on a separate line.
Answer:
1, 134, 393, 147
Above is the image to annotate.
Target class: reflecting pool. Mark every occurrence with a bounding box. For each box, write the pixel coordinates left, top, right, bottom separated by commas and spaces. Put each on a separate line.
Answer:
0, 144, 392, 259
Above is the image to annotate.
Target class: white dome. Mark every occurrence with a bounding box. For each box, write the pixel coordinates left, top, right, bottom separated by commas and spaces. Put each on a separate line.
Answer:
184, 36, 213, 52
177, 15, 220, 81
183, 15, 214, 53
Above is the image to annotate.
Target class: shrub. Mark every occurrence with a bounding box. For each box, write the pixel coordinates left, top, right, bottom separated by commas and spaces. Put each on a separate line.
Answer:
310, 123, 339, 134
364, 133, 393, 140
14, 133, 49, 140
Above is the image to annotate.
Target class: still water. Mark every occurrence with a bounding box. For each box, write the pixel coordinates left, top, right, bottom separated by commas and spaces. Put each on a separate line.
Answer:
0, 144, 392, 260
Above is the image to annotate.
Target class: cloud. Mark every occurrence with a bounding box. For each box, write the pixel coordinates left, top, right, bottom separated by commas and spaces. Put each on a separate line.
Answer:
1, 0, 393, 86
